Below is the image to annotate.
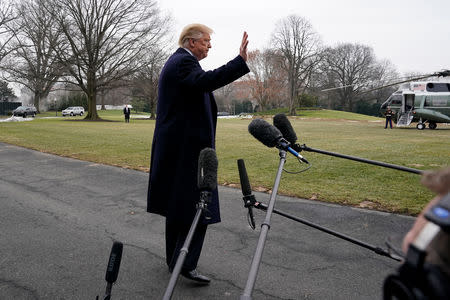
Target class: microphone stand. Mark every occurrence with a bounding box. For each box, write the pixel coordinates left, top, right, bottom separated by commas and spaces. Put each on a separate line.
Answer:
299, 144, 423, 175
162, 191, 211, 300
240, 150, 287, 300
239, 143, 423, 261
251, 200, 401, 261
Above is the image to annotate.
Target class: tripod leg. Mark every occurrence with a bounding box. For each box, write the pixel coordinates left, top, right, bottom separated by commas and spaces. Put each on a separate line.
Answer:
241, 150, 287, 300
163, 208, 203, 300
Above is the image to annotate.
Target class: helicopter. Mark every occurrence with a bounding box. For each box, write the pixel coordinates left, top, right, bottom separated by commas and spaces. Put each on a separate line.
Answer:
323, 70, 450, 130
380, 77, 450, 130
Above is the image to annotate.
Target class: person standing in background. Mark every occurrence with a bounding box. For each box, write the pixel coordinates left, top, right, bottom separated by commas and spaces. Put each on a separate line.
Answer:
384, 106, 395, 129
123, 105, 131, 123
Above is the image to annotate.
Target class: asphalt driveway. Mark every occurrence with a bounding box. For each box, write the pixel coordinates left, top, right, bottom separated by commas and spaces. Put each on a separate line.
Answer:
0, 142, 414, 299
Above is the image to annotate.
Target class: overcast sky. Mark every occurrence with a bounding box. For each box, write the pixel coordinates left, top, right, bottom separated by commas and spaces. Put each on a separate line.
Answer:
158, 0, 450, 77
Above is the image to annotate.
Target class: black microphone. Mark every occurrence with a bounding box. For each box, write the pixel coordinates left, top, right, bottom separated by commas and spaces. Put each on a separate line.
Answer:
197, 148, 218, 220
105, 241, 123, 284
197, 148, 218, 191
273, 113, 302, 153
248, 118, 283, 148
273, 114, 298, 146
237, 159, 256, 229
248, 118, 309, 163
98, 241, 123, 300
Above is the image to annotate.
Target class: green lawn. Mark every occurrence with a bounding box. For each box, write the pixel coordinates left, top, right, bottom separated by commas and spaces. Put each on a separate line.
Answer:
1, 110, 449, 215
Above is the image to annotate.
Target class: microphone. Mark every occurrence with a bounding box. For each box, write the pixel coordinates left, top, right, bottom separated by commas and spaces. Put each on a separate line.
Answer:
237, 159, 256, 229
273, 114, 309, 163
98, 241, 123, 300
248, 118, 309, 163
197, 148, 218, 191
105, 241, 123, 284
197, 148, 218, 220
273, 114, 298, 146
273, 113, 302, 153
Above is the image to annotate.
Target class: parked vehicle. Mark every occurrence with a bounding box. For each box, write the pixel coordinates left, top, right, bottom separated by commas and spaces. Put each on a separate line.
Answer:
62, 106, 85, 116
12, 106, 37, 118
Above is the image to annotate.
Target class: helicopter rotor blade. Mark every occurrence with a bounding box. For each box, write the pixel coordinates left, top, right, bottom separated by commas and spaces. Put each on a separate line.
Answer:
358, 73, 435, 95
320, 69, 449, 95
321, 84, 355, 92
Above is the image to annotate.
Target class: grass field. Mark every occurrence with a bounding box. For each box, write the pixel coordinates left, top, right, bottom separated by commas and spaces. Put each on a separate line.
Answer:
1, 109, 449, 215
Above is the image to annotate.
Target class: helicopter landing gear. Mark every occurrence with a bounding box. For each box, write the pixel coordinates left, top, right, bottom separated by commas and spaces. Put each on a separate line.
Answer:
416, 123, 425, 130
428, 122, 437, 130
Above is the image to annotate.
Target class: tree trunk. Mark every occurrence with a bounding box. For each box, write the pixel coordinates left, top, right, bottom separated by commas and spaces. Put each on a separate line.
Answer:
327, 95, 332, 109
85, 94, 99, 119
288, 76, 296, 116
150, 100, 156, 120
99, 90, 106, 110
33, 93, 41, 112
85, 78, 100, 120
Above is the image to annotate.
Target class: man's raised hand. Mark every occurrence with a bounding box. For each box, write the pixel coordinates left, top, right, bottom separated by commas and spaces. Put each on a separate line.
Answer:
240, 31, 249, 61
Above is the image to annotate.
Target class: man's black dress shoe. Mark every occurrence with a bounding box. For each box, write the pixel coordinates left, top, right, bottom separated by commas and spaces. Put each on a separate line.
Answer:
180, 269, 211, 284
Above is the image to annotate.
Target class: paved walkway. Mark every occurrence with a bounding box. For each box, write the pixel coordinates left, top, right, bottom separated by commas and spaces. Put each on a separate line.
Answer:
0, 142, 414, 299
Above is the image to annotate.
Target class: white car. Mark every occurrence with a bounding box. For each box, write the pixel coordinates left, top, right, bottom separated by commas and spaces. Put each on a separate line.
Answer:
62, 106, 85, 116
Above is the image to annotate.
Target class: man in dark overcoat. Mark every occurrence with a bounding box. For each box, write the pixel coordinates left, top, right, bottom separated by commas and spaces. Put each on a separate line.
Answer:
147, 24, 249, 284
123, 105, 131, 123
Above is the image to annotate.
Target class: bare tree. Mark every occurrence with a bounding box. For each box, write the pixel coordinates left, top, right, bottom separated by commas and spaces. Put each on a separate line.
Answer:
365, 59, 399, 105
320, 43, 396, 111
245, 49, 286, 111
0, 1, 15, 63
130, 48, 168, 119
3, 0, 65, 112
214, 82, 234, 113
47, 0, 171, 120
271, 15, 322, 115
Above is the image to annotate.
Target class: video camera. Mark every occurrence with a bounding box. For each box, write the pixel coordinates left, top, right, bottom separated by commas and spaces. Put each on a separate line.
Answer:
383, 192, 450, 299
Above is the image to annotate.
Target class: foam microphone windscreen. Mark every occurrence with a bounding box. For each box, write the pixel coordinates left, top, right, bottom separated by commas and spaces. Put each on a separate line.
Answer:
197, 148, 218, 191
237, 159, 252, 196
273, 113, 297, 145
248, 118, 282, 148
105, 241, 123, 284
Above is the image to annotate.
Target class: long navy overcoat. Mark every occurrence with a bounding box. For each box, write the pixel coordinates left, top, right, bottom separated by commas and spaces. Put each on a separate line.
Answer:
147, 48, 250, 225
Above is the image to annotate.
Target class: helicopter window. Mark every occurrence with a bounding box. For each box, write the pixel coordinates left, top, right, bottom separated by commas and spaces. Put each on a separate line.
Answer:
426, 83, 450, 92
390, 94, 402, 105
383, 95, 402, 108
